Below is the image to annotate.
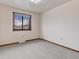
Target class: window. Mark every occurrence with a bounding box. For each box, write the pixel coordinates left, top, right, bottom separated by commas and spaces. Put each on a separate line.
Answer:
13, 12, 31, 31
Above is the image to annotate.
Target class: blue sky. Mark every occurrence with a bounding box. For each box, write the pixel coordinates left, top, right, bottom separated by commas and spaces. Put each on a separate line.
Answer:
14, 15, 30, 21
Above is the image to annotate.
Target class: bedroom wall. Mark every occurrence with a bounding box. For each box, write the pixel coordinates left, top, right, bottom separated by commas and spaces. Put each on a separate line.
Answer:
0, 5, 40, 45
41, 0, 79, 51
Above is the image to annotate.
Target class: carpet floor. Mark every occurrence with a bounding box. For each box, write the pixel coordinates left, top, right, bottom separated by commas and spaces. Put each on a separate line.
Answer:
0, 39, 79, 59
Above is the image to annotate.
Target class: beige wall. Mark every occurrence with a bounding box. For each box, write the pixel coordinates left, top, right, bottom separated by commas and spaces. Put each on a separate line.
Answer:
0, 5, 40, 45
0, 0, 79, 51
41, 0, 79, 51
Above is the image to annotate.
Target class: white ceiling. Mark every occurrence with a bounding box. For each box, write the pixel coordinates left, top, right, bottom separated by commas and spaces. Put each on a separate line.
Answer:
0, 0, 70, 13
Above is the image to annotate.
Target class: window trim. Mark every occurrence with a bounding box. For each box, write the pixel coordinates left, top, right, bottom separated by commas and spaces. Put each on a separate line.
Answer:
13, 12, 32, 31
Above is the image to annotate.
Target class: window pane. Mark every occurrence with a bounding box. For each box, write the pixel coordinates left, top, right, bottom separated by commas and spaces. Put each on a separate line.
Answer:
23, 15, 30, 29
13, 12, 31, 31
14, 14, 22, 29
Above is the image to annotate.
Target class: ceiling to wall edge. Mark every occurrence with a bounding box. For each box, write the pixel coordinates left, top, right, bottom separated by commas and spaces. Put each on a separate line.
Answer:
0, 0, 72, 14
0, 3, 40, 14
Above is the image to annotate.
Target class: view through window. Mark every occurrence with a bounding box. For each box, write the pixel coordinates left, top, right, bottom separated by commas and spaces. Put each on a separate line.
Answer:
13, 12, 31, 31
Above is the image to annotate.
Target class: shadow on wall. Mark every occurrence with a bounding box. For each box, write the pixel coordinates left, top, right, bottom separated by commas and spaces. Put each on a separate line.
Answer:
54, 0, 72, 9
44, 0, 72, 13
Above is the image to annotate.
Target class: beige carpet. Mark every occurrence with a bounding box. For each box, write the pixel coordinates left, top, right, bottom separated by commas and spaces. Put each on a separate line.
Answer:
0, 39, 79, 59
